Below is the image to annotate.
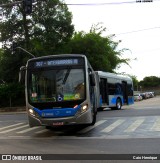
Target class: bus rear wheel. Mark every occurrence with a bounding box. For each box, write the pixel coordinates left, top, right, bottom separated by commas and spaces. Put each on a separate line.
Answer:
116, 98, 122, 110
111, 98, 122, 110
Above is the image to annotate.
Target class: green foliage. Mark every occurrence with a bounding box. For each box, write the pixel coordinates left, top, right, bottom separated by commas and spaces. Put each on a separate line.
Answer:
63, 24, 130, 72
0, 0, 74, 83
0, 49, 25, 82
139, 76, 160, 88
0, 0, 74, 107
31, 0, 74, 56
0, 83, 25, 107
129, 75, 139, 90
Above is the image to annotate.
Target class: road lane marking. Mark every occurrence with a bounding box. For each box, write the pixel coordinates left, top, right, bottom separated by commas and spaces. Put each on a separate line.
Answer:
0, 124, 29, 133
16, 126, 42, 134
101, 119, 125, 133
124, 119, 145, 132
0, 123, 24, 131
77, 120, 107, 134
35, 129, 49, 134
151, 117, 160, 131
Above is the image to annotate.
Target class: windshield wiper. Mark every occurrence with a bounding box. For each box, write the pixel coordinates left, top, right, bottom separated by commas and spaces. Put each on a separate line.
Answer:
62, 68, 71, 85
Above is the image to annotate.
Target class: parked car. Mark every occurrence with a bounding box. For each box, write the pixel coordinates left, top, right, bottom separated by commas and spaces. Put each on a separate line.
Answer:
149, 92, 155, 98
145, 92, 155, 98
140, 93, 147, 99
134, 94, 143, 101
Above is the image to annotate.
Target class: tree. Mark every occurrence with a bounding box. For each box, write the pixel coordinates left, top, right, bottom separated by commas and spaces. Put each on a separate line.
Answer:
0, 83, 25, 107
139, 76, 160, 88
64, 24, 130, 72
129, 75, 139, 90
31, 0, 74, 56
0, 0, 74, 82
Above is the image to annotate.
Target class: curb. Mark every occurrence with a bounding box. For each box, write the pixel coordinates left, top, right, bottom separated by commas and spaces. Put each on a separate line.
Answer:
0, 106, 26, 113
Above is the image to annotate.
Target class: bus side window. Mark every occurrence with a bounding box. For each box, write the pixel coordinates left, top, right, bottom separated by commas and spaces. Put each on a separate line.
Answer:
115, 83, 122, 95
108, 83, 116, 95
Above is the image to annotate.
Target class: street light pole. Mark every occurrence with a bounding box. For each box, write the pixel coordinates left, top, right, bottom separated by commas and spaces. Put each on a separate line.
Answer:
15, 47, 35, 58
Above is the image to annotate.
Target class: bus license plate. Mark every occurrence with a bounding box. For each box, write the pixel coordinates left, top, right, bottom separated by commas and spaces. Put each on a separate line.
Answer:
53, 122, 64, 126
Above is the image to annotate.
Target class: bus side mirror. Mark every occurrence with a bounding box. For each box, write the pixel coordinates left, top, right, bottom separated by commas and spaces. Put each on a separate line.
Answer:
89, 73, 96, 86
19, 66, 26, 84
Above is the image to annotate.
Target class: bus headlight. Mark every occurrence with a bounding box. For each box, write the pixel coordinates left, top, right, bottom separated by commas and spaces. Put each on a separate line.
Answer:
81, 104, 88, 113
29, 109, 35, 116
75, 104, 89, 116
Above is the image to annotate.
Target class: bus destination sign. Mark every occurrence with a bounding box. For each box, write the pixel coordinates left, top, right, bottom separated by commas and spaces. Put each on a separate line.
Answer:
34, 59, 80, 68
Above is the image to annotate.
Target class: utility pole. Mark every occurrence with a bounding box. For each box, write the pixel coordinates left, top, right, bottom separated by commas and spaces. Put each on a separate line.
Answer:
0, 0, 33, 15
23, 0, 32, 15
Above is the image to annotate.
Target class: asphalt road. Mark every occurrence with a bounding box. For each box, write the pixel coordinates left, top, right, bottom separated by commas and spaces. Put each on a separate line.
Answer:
0, 96, 160, 162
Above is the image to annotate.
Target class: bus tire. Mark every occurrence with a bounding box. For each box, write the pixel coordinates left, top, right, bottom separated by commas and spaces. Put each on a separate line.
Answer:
98, 107, 104, 111
116, 98, 122, 110
111, 98, 122, 110
90, 108, 96, 126
46, 126, 52, 130
91, 112, 96, 125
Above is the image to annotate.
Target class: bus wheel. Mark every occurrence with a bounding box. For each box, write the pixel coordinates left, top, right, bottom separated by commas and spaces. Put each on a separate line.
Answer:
116, 98, 122, 110
90, 109, 96, 126
46, 126, 52, 129
98, 107, 104, 111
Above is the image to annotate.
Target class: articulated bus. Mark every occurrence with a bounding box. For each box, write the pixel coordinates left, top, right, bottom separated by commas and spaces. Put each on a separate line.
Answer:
20, 54, 134, 127
21, 54, 97, 127
95, 71, 134, 110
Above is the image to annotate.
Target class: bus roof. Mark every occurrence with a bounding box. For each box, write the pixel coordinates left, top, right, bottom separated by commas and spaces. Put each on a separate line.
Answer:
27, 54, 87, 62
96, 71, 132, 82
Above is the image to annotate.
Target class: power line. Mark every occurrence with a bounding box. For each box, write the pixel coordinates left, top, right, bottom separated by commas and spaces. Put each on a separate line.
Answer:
65, 0, 157, 6
117, 26, 160, 35
66, 1, 136, 6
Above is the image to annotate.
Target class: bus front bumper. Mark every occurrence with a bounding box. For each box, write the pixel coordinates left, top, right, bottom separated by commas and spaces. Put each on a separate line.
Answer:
28, 110, 92, 127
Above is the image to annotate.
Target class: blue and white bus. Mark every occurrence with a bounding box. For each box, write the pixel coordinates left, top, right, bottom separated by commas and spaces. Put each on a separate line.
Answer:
21, 54, 97, 127
95, 71, 134, 110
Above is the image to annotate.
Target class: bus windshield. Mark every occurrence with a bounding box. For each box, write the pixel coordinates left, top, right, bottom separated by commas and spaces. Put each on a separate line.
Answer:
28, 68, 85, 103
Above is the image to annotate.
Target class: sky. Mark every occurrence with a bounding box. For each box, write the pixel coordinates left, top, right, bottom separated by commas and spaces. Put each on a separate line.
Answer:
64, 0, 160, 81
